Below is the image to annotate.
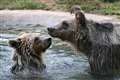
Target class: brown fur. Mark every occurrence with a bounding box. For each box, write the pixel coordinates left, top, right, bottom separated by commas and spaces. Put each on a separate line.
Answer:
48, 11, 120, 75
9, 32, 51, 74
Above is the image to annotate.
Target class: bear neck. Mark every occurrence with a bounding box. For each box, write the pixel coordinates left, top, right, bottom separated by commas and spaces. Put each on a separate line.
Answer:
69, 27, 92, 56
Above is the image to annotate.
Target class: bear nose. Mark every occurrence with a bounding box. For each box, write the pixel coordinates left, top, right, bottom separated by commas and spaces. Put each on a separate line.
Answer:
46, 38, 52, 42
46, 38, 52, 45
47, 27, 55, 32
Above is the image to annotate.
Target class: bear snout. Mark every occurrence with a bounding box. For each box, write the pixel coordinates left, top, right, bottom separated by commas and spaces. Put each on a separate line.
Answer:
47, 38, 51, 41
45, 38, 52, 45
47, 27, 55, 32
47, 27, 59, 37
44, 38, 52, 50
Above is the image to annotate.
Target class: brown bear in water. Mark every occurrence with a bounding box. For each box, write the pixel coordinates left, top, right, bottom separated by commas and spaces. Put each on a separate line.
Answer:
9, 32, 51, 74
48, 11, 120, 75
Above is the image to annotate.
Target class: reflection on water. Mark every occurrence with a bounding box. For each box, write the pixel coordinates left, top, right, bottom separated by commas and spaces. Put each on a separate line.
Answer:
0, 24, 120, 80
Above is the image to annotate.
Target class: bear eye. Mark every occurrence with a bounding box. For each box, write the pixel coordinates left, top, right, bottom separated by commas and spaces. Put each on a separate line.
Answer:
34, 37, 39, 42
17, 38, 22, 43
17, 38, 21, 41
34, 37, 41, 44
62, 21, 69, 29
62, 21, 68, 26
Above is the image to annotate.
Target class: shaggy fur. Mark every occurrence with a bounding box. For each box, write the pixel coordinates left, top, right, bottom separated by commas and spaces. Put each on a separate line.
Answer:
48, 11, 120, 75
9, 32, 51, 74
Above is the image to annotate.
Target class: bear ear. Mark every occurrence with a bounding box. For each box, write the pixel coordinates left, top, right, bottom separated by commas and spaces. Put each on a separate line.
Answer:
34, 37, 40, 43
9, 40, 18, 48
75, 11, 86, 27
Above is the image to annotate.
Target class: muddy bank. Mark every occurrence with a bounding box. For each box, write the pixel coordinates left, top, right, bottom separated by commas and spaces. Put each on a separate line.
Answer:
0, 10, 119, 28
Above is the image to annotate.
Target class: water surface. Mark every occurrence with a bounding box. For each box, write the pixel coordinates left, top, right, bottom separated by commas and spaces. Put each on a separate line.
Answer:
0, 24, 120, 80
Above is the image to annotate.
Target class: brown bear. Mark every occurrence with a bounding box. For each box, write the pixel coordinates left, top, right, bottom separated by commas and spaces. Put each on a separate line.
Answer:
9, 32, 52, 74
47, 11, 120, 75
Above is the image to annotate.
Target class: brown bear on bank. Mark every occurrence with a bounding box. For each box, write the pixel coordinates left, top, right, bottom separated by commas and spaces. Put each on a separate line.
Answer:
9, 32, 51, 74
48, 11, 120, 75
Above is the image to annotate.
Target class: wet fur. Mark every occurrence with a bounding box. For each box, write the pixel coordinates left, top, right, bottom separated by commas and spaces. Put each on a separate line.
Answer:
73, 12, 120, 74
48, 11, 120, 75
9, 33, 51, 74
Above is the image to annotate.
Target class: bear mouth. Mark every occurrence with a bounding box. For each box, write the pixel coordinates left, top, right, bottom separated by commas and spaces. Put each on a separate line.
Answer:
45, 38, 52, 49
47, 27, 58, 37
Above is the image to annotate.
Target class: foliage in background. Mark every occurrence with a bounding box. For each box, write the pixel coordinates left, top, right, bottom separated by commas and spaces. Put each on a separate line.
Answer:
0, 0, 120, 16
100, 0, 120, 2
55, 0, 120, 15
0, 0, 47, 9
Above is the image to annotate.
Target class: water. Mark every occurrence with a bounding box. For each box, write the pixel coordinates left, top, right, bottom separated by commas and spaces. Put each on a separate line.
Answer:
0, 24, 120, 80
